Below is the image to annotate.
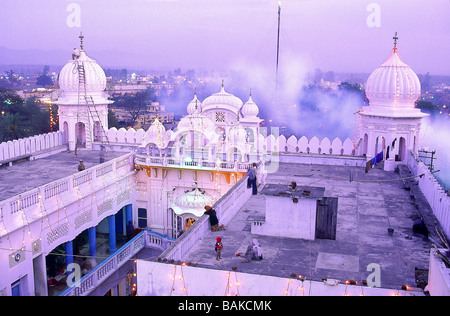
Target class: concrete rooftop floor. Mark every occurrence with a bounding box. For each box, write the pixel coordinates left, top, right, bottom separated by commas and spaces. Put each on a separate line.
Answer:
183, 162, 433, 290
0, 149, 126, 202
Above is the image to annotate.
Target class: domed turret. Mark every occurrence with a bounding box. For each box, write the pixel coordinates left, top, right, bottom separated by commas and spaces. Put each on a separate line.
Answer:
187, 93, 202, 115
358, 34, 428, 169
364, 38, 422, 116
147, 118, 166, 141
241, 93, 259, 118
58, 51, 107, 95
54, 34, 111, 151
201, 83, 243, 113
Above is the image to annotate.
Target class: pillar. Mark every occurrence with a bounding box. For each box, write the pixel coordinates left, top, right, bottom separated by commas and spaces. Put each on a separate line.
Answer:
108, 215, 117, 253
125, 204, 133, 235
65, 240, 74, 268
88, 227, 97, 257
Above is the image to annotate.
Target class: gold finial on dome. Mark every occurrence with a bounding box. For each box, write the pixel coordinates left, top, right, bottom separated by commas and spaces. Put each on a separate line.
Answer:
79, 32, 85, 50
393, 32, 398, 53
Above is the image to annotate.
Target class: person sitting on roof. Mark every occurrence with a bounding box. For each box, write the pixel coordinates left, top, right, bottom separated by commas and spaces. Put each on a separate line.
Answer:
72, 48, 80, 60
204, 205, 226, 232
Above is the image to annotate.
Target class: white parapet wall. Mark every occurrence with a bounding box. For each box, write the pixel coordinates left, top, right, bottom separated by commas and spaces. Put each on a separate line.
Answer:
0, 131, 67, 163
136, 260, 424, 296
407, 151, 450, 239
427, 248, 450, 296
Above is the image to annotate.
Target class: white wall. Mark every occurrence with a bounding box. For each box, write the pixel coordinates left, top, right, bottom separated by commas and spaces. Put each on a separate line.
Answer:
0, 131, 66, 162
407, 151, 450, 239
427, 248, 450, 296
136, 261, 423, 296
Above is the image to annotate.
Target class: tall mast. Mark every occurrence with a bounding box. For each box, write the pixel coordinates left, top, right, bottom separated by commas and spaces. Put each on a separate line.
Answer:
276, 1, 281, 94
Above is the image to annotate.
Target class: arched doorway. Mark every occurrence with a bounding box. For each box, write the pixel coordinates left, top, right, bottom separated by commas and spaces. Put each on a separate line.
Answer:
228, 147, 243, 162
363, 133, 368, 156
63, 121, 69, 143
375, 136, 385, 154
93, 121, 101, 141
75, 122, 86, 147
398, 137, 406, 161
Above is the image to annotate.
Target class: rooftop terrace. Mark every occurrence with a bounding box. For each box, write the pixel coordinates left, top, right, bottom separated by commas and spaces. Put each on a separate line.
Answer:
181, 162, 434, 290
0, 149, 126, 202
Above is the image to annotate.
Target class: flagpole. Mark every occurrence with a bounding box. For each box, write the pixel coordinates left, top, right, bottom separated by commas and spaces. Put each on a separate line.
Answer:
276, 1, 281, 96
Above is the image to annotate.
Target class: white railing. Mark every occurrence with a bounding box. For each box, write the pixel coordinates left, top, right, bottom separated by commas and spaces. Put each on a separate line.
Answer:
61, 229, 175, 296
135, 154, 254, 173
0, 153, 134, 235
407, 151, 450, 239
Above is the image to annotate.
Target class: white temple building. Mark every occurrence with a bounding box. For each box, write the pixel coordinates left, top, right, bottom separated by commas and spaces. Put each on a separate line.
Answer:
0, 35, 448, 297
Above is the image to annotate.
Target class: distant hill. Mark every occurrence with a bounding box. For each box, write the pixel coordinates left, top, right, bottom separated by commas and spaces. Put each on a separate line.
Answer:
0, 46, 165, 73
0, 46, 69, 67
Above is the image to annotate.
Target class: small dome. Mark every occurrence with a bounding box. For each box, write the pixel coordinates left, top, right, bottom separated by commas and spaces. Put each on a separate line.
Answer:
202, 86, 243, 112
172, 188, 216, 217
175, 188, 215, 209
187, 94, 202, 115
173, 113, 217, 143
241, 95, 259, 117
365, 47, 421, 110
177, 114, 215, 133
147, 118, 166, 141
58, 50, 107, 94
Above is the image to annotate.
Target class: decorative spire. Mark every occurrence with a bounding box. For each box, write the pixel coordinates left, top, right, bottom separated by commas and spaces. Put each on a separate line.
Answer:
79, 32, 85, 50
221, 79, 224, 88
393, 32, 398, 53
249, 88, 252, 97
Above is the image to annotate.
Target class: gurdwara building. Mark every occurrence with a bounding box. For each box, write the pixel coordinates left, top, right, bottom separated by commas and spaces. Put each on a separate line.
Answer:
0, 38, 448, 296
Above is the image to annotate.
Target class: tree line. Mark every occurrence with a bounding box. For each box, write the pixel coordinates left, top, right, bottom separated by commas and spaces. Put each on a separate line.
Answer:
0, 87, 57, 142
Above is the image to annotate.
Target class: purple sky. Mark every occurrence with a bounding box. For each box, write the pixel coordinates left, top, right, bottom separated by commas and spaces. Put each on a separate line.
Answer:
1, 0, 449, 74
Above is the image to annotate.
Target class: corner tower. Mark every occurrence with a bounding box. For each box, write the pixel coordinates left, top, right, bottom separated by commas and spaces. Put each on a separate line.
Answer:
54, 33, 112, 151
358, 33, 428, 171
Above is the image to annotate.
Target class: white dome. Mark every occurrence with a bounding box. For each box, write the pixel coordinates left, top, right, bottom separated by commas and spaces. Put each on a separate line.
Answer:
187, 94, 202, 115
202, 86, 243, 112
365, 47, 421, 110
58, 50, 107, 94
241, 95, 259, 117
147, 118, 166, 141
172, 188, 216, 217
173, 114, 218, 143
175, 188, 215, 209
177, 114, 215, 133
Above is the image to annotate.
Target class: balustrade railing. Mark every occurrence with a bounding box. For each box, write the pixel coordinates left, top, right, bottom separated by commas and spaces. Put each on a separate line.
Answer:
61, 229, 175, 296
134, 154, 254, 172
0, 153, 134, 233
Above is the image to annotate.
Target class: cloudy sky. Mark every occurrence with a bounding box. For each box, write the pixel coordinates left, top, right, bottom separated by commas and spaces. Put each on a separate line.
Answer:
1, 0, 449, 74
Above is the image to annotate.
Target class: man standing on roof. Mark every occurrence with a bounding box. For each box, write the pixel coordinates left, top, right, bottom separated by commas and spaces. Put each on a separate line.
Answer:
78, 159, 85, 172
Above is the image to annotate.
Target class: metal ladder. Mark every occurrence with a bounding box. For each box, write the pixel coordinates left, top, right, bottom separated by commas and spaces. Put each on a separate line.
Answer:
77, 61, 111, 150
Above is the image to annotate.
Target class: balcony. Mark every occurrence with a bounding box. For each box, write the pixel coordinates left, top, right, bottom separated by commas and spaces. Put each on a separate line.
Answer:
60, 229, 175, 296
134, 154, 254, 173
